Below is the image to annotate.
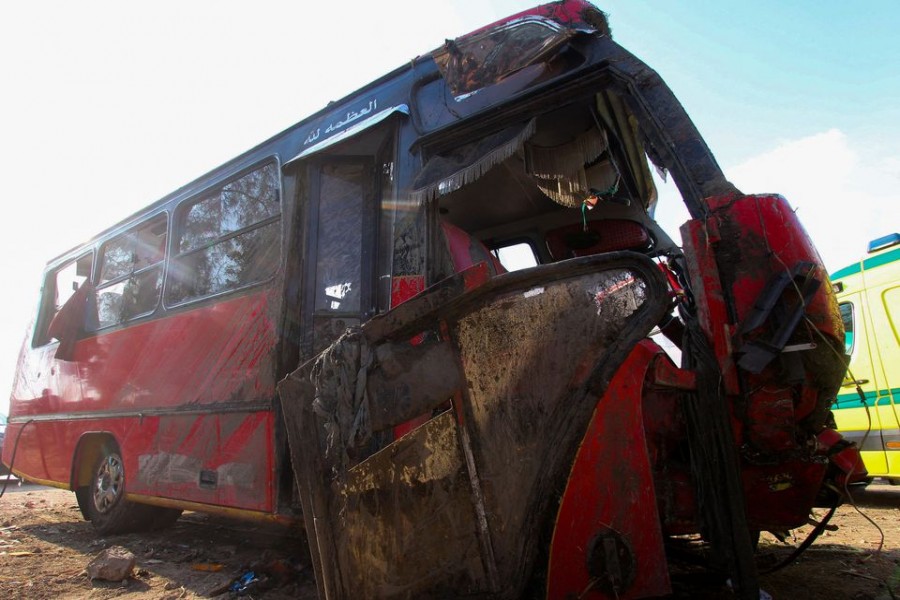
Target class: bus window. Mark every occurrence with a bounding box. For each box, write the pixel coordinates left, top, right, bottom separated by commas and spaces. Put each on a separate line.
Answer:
492, 241, 539, 271
839, 301, 854, 354
34, 252, 93, 346
314, 162, 366, 313
95, 214, 167, 328
166, 161, 281, 306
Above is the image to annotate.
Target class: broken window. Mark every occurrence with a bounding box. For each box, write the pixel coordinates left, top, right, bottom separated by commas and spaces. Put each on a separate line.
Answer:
94, 214, 167, 328
166, 161, 281, 306
34, 252, 93, 346
491, 241, 538, 271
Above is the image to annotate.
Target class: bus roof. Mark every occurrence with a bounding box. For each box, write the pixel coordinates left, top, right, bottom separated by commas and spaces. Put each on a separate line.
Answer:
45, 0, 613, 268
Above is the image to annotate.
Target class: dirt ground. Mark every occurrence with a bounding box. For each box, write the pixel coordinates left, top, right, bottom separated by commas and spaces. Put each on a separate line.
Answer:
1, 480, 899, 599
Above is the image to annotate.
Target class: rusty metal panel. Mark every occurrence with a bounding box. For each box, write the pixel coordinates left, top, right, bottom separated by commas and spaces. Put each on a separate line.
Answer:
338, 410, 489, 596
278, 253, 669, 599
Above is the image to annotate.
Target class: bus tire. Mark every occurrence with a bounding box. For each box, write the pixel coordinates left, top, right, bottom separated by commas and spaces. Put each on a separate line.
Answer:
84, 443, 180, 534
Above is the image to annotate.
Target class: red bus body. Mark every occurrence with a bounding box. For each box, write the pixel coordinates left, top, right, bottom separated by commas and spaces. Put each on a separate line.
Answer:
4, 2, 863, 598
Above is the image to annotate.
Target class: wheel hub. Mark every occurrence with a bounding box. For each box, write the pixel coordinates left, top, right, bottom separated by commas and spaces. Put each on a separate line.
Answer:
93, 454, 123, 513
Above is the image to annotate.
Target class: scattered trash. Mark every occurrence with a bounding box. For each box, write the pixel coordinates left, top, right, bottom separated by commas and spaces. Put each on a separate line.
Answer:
86, 545, 136, 582
191, 562, 225, 572
229, 571, 259, 595
9, 551, 35, 557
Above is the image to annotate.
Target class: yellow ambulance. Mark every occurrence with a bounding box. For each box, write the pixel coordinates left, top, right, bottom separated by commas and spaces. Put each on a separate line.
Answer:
832, 233, 900, 480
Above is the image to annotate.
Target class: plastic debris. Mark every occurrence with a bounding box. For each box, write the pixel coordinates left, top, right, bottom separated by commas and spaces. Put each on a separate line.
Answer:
229, 571, 259, 594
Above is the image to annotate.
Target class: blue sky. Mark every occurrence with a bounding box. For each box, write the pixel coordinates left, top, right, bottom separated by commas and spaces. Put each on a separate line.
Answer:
603, 1, 900, 163
1, 0, 898, 415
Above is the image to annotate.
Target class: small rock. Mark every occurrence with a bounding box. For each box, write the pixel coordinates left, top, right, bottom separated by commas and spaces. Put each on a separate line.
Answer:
86, 546, 136, 582
164, 581, 180, 590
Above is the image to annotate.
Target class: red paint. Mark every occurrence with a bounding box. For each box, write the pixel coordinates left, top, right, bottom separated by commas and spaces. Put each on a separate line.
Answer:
680, 193, 855, 530
390, 275, 426, 308
6, 289, 279, 513
465, 0, 602, 38
817, 428, 868, 488
704, 194, 841, 342
681, 217, 740, 396
440, 220, 506, 275
547, 341, 671, 599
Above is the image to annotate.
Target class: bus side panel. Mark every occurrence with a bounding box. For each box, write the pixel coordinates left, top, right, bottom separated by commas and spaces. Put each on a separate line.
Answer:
5, 420, 90, 485
7, 289, 280, 512
6, 414, 275, 512
129, 411, 275, 512
74, 291, 279, 411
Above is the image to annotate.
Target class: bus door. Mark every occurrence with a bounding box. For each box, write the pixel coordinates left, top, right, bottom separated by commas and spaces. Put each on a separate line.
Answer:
303, 157, 379, 356
836, 293, 891, 473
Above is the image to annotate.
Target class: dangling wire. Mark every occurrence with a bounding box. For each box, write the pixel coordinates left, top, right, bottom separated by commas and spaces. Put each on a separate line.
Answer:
0, 419, 35, 498
581, 175, 621, 231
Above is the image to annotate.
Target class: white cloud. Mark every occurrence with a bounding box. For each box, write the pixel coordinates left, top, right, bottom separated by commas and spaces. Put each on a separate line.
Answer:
654, 129, 898, 275
726, 129, 896, 273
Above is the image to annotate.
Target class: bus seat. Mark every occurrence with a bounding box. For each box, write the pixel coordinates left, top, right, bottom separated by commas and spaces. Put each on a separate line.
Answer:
545, 219, 650, 261
441, 220, 507, 275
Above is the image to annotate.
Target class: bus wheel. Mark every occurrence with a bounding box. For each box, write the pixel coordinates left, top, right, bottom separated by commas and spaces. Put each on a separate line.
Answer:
84, 444, 181, 533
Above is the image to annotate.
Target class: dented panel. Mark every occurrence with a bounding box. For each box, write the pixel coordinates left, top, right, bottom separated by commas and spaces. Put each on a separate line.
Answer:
279, 254, 669, 599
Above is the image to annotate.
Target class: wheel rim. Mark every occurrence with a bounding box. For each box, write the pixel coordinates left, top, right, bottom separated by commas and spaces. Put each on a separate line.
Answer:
93, 453, 124, 514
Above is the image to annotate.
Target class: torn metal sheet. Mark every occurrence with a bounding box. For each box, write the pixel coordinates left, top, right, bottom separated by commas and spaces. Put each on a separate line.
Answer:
278, 253, 668, 599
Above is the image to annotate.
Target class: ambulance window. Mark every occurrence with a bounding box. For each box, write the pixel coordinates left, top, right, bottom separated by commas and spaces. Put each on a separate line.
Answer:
839, 302, 854, 354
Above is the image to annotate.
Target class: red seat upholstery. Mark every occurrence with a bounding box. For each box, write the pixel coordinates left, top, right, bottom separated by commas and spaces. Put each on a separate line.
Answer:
441, 220, 508, 275
545, 219, 650, 261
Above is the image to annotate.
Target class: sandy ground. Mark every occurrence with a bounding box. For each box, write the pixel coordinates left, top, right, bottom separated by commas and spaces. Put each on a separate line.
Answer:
1, 480, 899, 599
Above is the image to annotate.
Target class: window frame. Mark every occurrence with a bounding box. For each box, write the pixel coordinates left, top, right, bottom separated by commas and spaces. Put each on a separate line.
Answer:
32, 250, 95, 347
163, 157, 284, 309
839, 300, 855, 355
92, 212, 169, 331
490, 237, 541, 271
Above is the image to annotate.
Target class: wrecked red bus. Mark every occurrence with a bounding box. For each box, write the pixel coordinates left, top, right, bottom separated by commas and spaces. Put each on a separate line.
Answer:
3, 1, 864, 598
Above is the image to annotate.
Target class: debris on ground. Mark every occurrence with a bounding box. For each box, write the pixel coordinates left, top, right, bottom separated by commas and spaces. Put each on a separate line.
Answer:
86, 545, 136, 582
